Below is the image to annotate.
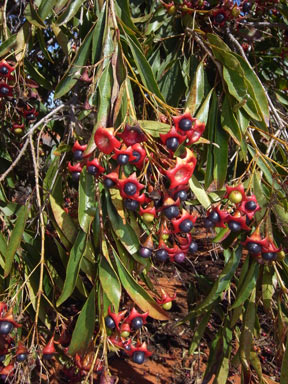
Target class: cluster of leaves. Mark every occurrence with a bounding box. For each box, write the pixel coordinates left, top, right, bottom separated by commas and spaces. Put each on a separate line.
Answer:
0, 0, 288, 382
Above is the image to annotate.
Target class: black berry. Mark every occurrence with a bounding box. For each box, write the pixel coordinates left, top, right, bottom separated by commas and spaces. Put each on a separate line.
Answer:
73, 150, 83, 161
204, 218, 214, 228
163, 205, 179, 219
262, 252, 276, 261
105, 316, 116, 329
87, 165, 98, 175
174, 190, 187, 202
246, 242, 262, 254
71, 172, 81, 182
124, 182, 137, 196
243, 2, 251, 13
174, 252, 185, 263
131, 317, 143, 330
131, 150, 141, 163
132, 351, 145, 364
0, 321, 13, 335
26, 113, 36, 121
16, 353, 28, 362
179, 219, 194, 233
0, 67, 9, 75
214, 13, 225, 24
104, 178, 116, 188
228, 221, 242, 232
245, 201, 257, 211
208, 211, 220, 223
117, 154, 129, 165
124, 199, 139, 211
0, 86, 9, 96
155, 249, 169, 262
139, 247, 152, 258
189, 241, 198, 254
166, 137, 179, 151
179, 118, 192, 131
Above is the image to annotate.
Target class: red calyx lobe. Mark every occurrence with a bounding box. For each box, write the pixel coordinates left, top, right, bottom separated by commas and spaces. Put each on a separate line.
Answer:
165, 148, 197, 189
130, 143, 146, 168
171, 210, 198, 233
118, 173, 145, 200
239, 195, 261, 220
124, 341, 152, 358
86, 159, 105, 175
156, 289, 176, 305
0, 308, 21, 328
94, 127, 121, 154
117, 124, 146, 146
72, 141, 87, 153
107, 307, 127, 331
0, 62, 14, 78
124, 308, 149, 326
186, 119, 205, 144
172, 112, 196, 134
42, 336, 56, 355
207, 205, 229, 228
68, 162, 82, 173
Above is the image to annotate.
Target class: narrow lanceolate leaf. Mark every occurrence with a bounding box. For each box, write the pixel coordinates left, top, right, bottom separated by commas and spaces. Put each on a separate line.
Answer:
24, 3, 46, 29
99, 257, 121, 312
231, 260, 259, 309
189, 176, 211, 209
113, 250, 169, 320
56, 231, 87, 307
214, 114, 228, 189
213, 326, 233, 384
221, 96, 242, 146
0, 233, 7, 269
78, 167, 96, 233
38, 0, 58, 19
186, 61, 205, 116
204, 90, 217, 189
0, 34, 17, 57
262, 266, 274, 312
189, 308, 212, 355
280, 336, 288, 384
54, 24, 95, 99
68, 288, 96, 355
92, 2, 106, 64
138, 120, 170, 137
24, 59, 53, 90
51, 23, 69, 57
195, 88, 213, 125
49, 177, 77, 245
182, 246, 242, 321
5, 205, 28, 277
56, 0, 83, 26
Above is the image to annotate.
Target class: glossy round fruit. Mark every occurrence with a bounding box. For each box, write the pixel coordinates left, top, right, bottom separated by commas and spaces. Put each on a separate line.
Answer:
16, 353, 28, 362
245, 201, 257, 211
204, 218, 214, 228
117, 154, 129, 165
208, 211, 220, 223
71, 172, 81, 182
174, 252, 185, 263
228, 191, 243, 204
120, 331, 130, 338
168, 5, 176, 15
161, 234, 170, 241
0, 86, 9, 96
124, 182, 137, 196
87, 165, 97, 175
139, 247, 152, 258
124, 199, 139, 211
277, 250, 285, 261
0, 67, 9, 75
132, 351, 145, 364
105, 316, 116, 329
228, 221, 241, 232
179, 219, 194, 233
104, 178, 116, 188
0, 321, 13, 335
131, 150, 141, 163
143, 213, 154, 223
162, 301, 172, 310
214, 13, 225, 24
26, 113, 36, 121
262, 252, 276, 261
166, 137, 179, 151
131, 317, 143, 330
73, 150, 83, 161
155, 249, 169, 262
174, 190, 187, 202
247, 242, 262, 254
243, 2, 251, 13
188, 241, 198, 254
163, 205, 179, 219
179, 118, 192, 132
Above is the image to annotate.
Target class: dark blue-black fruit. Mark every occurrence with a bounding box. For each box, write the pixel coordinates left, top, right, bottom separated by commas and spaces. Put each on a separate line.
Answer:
87, 165, 97, 175
262, 252, 276, 261
0, 86, 9, 96
174, 190, 187, 202
132, 351, 145, 364
16, 353, 28, 362
139, 247, 152, 258
174, 252, 185, 263
131, 317, 143, 330
179, 219, 194, 233
124, 199, 139, 211
124, 182, 137, 196
117, 154, 129, 165
104, 178, 116, 188
163, 205, 179, 220
204, 218, 214, 229
179, 118, 192, 131
0, 321, 13, 335
247, 242, 262, 254
0, 66, 9, 75
208, 211, 220, 223
131, 151, 141, 163
105, 316, 115, 329
73, 150, 83, 161
71, 172, 81, 182
228, 221, 241, 232
214, 13, 225, 24
155, 249, 169, 262
166, 137, 179, 152
245, 201, 257, 211
189, 241, 198, 254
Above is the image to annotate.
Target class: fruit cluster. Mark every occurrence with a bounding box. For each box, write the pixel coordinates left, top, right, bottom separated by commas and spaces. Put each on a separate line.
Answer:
0, 61, 39, 136
105, 307, 152, 365
205, 184, 282, 263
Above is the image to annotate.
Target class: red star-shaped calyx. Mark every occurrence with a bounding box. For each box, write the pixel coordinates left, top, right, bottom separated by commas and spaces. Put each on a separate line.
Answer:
124, 308, 149, 326
86, 159, 105, 175
107, 306, 127, 331
171, 209, 198, 233
239, 195, 261, 220
118, 173, 145, 200
172, 112, 196, 134
156, 289, 176, 305
68, 162, 82, 173
94, 127, 121, 154
165, 150, 197, 189
117, 124, 147, 146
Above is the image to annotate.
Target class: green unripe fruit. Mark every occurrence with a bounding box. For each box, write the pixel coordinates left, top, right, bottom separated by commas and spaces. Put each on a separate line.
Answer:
168, 5, 176, 15
277, 250, 285, 261
143, 213, 154, 223
228, 191, 243, 204
120, 331, 130, 338
161, 234, 169, 241
162, 301, 172, 310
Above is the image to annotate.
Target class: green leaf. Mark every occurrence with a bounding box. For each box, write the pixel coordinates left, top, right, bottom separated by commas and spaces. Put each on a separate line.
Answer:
56, 0, 83, 26
0, 233, 7, 269
0, 34, 17, 57
195, 88, 214, 125
78, 167, 96, 233
159, 59, 185, 106
273, 204, 288, 236
186, 61, 205, 116
138, 120, 170, 137
99, 256, 121, 312
113, 249, 168, 320
38, 0, 58, 19
189, 176, 211, 209
204, 91, 217, 189
221, 96, 242, 146
5, 205, 28, 277
280, 332, 288, 384
24, 59, 53, 90
213, 113, 228, 189
189, 308, 212, 355
91, 3, 106, 64
182, 246, 242, 321
24, 2, 46, 29
231, 260, 259, 309
51, 23, 69, 57
115, 0, 138, 32
54, 24, 95, 99
68, 288, 96, 355
122, 25, 164, 101
49, 176, 77, 245
57, 231, 87, 306
262, 266, 274, 313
